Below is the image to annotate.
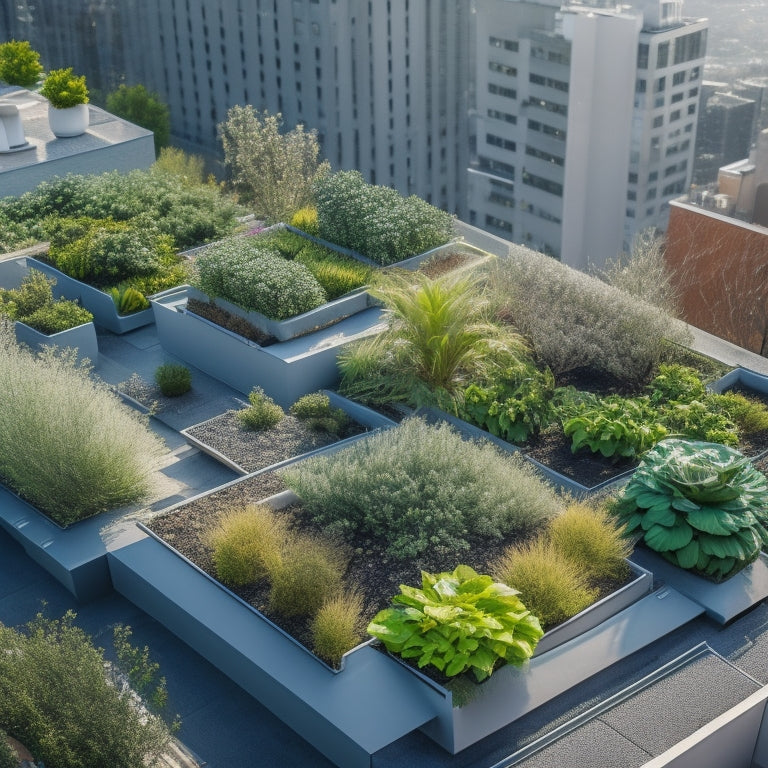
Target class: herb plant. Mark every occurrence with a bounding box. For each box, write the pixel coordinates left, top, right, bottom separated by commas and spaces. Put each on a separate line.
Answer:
613, 438, 768, 582
367, 565, 544, 682
237, 387, 284, 430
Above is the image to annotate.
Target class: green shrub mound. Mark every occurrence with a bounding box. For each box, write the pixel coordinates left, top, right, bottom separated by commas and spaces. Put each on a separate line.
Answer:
0, 39, 43, 88
0, 167, 241, 255
0, 613, 173, 768
614, 438, 768, 582
289, 392, 350, 434
486, 247, 689, 386
154, 363, 191, 397
368, 565, 544, 682
237, 387, 284, 431
314, 170, 454, 265
0, 327, 163, 525
280, 417, 560, 560
0, 269, 93, 334
194, 235, 327, 320
0, 729, 17, 768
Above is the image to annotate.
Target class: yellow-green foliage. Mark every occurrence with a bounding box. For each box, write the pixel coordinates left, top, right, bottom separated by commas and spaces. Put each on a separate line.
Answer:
290, 206, 320, 236
311, 591, 364, 667
268, 535, 348, 618
237, 387, 284, 431
492, 538, 597, 630
548, 503, 632, 583
710, 391, 768, 435
207, 505, 288, 587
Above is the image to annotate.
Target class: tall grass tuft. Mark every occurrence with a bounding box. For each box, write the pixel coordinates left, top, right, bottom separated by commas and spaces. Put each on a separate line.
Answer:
206, 504, 288, 587
0, 324, 163, 525
492, 538, 598, 630
268, 534, 348, 618
311, 591, 365, 667
280, 417, 560, 560
547, 503, 631, 583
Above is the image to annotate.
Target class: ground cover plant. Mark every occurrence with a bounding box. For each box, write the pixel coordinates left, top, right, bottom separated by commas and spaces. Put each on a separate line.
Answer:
0, 324, 163, 524
0, 163, 242, 255
613, 438, 768, 582
0, 269, 92, 334
313, 170, 454, 265
0, 612, 174, 768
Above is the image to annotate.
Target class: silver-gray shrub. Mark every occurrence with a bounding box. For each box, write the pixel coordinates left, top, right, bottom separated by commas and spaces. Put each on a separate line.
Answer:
0, 325, 164, 525
279, 417, 561, 560
194, 235, 326, 320
487, 245, 690, 385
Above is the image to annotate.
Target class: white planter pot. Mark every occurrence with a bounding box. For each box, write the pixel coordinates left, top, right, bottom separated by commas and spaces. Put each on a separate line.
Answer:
48, 103, 89, 138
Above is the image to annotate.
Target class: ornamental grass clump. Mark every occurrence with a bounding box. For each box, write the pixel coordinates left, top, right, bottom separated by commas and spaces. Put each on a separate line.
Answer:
279, 417, 560, 560
0, 325, 163, 525
613, 438, 768, 582
368, 565, 544, 682
311, 591, 365, 667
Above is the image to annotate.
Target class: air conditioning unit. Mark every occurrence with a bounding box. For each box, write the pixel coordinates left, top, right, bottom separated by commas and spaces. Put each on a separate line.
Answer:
713, 194, 734, 215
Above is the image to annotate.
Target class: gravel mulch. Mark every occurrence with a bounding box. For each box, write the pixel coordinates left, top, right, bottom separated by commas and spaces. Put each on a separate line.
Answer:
184, 410, 366, 473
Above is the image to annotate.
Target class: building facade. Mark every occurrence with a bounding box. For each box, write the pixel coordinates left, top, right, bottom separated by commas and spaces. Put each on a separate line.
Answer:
468, 0, 707, 269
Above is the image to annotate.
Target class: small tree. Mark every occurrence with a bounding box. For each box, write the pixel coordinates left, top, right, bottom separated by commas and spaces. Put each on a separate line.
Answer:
219, 106, 330, 223
0, 39, 43, 88
106, 83, 171, 154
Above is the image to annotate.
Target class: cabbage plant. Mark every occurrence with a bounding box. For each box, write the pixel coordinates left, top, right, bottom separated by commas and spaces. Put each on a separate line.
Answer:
367, 565, 543, 682
614, 438, 768, 582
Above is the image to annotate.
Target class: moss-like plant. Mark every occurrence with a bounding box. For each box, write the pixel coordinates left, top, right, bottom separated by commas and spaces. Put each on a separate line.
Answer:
613, 438, 768, 582
368, 565, 544, 682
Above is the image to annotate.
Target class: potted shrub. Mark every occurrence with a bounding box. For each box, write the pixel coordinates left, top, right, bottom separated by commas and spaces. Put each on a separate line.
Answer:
40, 67, 90, 137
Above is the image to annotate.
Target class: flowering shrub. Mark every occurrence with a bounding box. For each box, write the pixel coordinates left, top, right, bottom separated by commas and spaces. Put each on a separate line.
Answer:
195, 236, 326, 320
314, 171, 454, 265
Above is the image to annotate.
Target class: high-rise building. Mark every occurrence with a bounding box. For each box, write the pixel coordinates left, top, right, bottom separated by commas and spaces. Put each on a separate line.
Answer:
468, 0, 707, 269
2, 0, 706, 270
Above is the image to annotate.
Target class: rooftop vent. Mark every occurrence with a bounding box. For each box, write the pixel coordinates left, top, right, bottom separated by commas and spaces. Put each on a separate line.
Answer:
0, 101, 30, 152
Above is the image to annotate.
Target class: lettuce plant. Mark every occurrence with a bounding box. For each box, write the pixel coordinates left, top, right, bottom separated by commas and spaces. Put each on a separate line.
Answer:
614, 438, 768, 582
367, 565, 543, 682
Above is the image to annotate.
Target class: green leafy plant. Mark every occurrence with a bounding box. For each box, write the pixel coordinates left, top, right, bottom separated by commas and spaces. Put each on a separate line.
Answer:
22, 299, 92, 334
0, 611, 173, 768
154, 362, 191, 397
106, 83, 170, 154
648, 364, 706, 404
0, 39, 43, 88
311, 591, 364, 667
0, 729, 16, 768
290, 206, 320, 236
314, 170, 454, 265
237, 386, 284, 431
492, 539, 598, 631
289, 392, 350, 434
279, 417, 559, 560
108, 284, 151, 315
368, 565, 544, 682
295, 247, 371, 300
460, 367, 556, 444
659, 399, 739, 447
563, 395, 668, 461
40, 67, 89, 108
613, 438, 768, 582
709, 391, 768, 434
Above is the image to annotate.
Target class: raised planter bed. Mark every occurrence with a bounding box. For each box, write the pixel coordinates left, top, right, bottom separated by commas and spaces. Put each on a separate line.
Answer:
27, 257, 155, 334
13, 317, 98, 363
150, 285, 385, 409
181, 390, 396, 475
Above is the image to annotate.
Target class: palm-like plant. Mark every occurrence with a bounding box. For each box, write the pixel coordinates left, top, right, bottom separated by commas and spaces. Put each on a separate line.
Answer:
338, 271, 529, 407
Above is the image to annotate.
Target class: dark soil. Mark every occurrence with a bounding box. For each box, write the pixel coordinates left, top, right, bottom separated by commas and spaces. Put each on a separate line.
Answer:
187, 297, 277, 346
185, 409, 366, 473
418, 249, 481, 278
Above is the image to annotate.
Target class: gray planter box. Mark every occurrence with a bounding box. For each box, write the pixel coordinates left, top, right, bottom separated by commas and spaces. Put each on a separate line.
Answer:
630, 547, 768, 625
184, 285, 374, 343
709, 367, 768, 397
14, 318, 98, 363
27, 257, 155, 333
181, 390, 397, 475
641, 683, 768, 768
151, 285, 385, 409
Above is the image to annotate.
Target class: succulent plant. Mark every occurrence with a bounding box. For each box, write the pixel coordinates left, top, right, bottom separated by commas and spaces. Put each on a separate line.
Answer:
614, 438, 768, 582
